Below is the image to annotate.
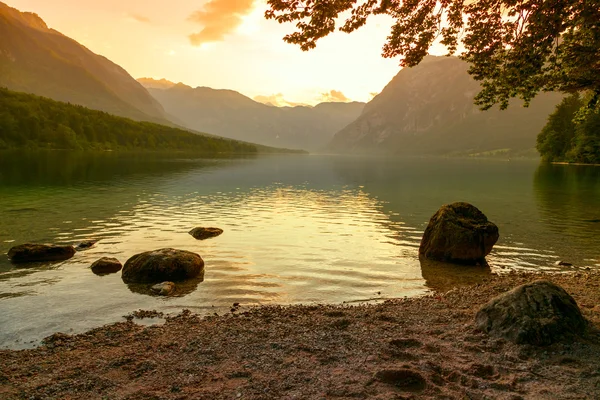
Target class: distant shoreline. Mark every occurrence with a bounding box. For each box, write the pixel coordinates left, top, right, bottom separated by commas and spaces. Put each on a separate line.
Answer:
551, 161, 600, 167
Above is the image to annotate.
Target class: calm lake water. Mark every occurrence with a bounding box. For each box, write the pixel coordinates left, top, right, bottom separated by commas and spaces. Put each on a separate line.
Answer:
0, 152, 599, 348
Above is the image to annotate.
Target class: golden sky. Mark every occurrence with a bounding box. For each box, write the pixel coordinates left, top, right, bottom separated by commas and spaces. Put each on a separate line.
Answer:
8, 0, 417, 104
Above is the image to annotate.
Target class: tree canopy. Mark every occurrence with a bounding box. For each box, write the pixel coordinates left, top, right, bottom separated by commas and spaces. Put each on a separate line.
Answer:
266, 0, 600, 110
537, 92, 600, 163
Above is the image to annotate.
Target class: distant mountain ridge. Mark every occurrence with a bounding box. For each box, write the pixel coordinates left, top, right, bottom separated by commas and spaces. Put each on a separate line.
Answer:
139, 79, 365, 151
328, 56, 563, 155
0, 2, 169, 124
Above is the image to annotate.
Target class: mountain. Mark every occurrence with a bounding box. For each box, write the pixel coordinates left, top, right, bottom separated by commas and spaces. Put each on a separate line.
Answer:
139, 79, 365, 151
327, 56, 563, 156
0, 87, 305, 154
0, 2, 169, 123
137, 78, 176, 90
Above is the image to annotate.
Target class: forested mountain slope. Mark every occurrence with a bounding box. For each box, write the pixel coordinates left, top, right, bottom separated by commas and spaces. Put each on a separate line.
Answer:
0, 88, 303, 154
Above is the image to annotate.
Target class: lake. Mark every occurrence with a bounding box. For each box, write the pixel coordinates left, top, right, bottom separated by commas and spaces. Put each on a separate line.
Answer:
1, 151, 599, 348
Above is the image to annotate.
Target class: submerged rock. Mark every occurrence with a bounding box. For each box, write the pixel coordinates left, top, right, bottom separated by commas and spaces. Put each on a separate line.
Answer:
555, 260, 573, 267
126, 276, 203, 297
475, 280, 588, 345
122, 248, 204, 284
189, 227, 223, 240
90, 257, 122, 275
419, 202, 499, 264
8, 243, 75, 263
75, 240, 98, 251
151, 282, 176, 296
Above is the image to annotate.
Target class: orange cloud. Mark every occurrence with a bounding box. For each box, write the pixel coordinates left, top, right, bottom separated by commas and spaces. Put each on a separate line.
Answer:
188, 0, 254, 45
319, 90, 351, 103
128, 13, 150, 23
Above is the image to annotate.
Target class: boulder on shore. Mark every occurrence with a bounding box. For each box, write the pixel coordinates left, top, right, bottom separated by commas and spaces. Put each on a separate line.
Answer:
122, 248, 204, 284
90, 257, 122, 275
475, 280, 588, 345
8, 243, 75, 263
151, 282, 176, 296
419, 202, 499, 264
189, 227, 223, 240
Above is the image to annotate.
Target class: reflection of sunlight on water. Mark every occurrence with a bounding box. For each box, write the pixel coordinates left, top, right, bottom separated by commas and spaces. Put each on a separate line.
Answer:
0, 183, 426, 348
2, 155, 599, 349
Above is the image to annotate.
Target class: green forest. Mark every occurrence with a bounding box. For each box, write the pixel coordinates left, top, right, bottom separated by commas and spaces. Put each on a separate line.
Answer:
0, 88, 297, 154
537, 93, 600, 164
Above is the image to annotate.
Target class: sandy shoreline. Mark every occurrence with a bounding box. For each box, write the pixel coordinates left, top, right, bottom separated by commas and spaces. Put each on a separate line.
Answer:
1, 270, 600, 399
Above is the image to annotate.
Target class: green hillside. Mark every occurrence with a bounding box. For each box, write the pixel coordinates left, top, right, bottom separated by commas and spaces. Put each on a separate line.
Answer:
0, 88, 303, 154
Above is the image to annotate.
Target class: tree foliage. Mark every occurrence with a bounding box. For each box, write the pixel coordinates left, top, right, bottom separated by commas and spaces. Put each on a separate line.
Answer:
537, 92, 600, 163
0, 88, 301, 154
266, 0, 600, 110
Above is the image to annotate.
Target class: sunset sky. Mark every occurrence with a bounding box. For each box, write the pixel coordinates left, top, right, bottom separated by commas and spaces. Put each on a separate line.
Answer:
6, 0, 428, 105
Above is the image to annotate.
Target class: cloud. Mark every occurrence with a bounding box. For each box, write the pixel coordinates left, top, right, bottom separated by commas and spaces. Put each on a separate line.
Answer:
128, 13, 151, 23
188, 0, 255, 46
254, 94, 309, 107
319, 90, 351, 103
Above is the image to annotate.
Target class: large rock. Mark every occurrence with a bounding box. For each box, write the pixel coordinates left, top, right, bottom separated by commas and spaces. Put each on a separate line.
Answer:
122, 248, 204, 283
90, 257, 122, 275
189, 227, 223, 240
475, 280, 588, 345
7, 243, 75, 263
419, 202, 499, 264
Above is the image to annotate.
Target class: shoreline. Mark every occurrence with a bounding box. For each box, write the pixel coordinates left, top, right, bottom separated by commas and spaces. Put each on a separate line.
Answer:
2, 270, 600, 399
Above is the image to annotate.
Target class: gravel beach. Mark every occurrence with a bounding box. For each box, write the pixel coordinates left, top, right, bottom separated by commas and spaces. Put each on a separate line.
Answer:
2, 270, 600, 399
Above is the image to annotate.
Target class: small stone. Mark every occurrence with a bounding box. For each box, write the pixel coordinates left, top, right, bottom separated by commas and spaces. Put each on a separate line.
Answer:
189, 227, 223, 240
90, 257, 122, 275
555, 261, 573, 267
151, 282, 175, 296
74, 240, 98, 251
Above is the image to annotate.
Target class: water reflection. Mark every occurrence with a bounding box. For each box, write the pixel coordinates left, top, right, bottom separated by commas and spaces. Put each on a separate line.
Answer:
534, 164, 600, 266
419, 257, 492, 292
125, 274, 205, 298
1, 153, 599, 348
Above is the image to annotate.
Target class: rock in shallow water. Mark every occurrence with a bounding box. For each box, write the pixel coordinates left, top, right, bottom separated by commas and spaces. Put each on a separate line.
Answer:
419, 202, 499, 264
151, 282, 175, 296
90, 257, 122, 275
74, 240, 98, 251
7, 243, 75, 263
189, 227, 223, 240
122, 248, 204, 284
475, 280, 588, 346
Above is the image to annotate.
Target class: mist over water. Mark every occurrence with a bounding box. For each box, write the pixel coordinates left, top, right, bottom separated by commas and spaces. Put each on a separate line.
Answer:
1, 152, 598, 348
